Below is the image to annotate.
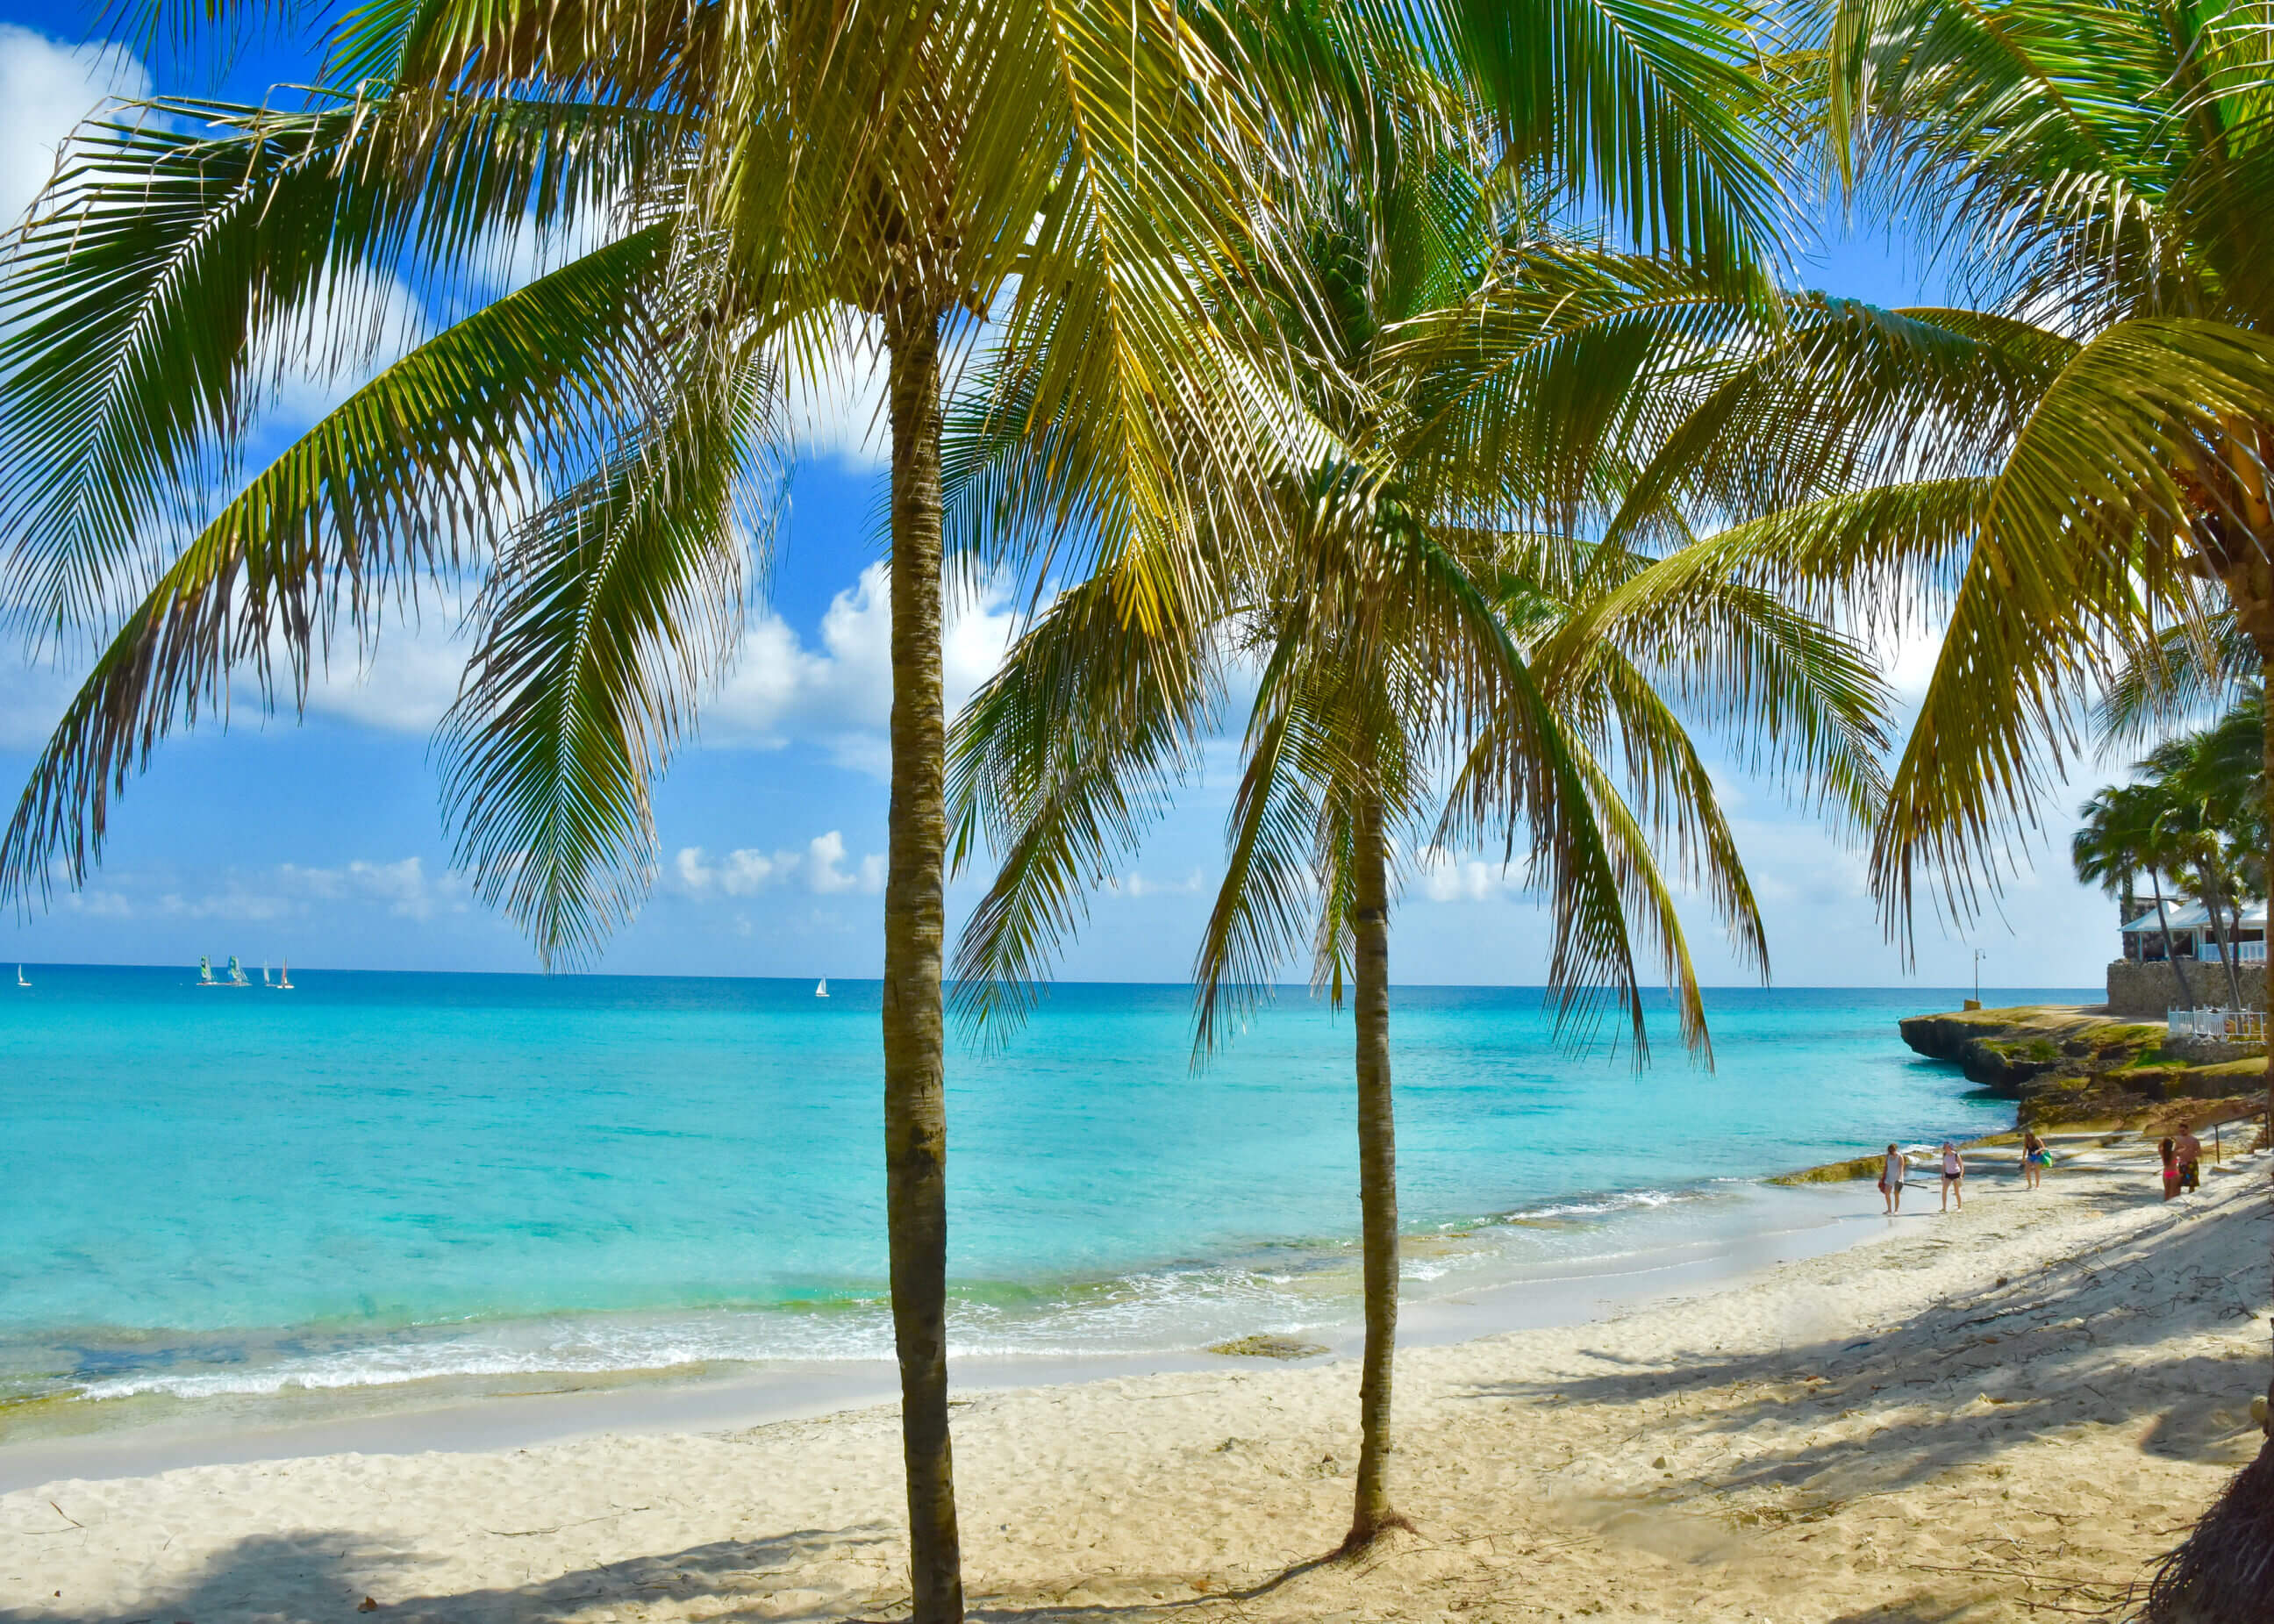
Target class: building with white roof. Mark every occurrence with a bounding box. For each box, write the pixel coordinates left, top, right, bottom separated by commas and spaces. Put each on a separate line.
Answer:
2118, 898, 2267, 964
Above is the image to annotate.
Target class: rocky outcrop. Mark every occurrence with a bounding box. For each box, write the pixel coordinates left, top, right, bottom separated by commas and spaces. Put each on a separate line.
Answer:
1898, 1005, 2267, 1127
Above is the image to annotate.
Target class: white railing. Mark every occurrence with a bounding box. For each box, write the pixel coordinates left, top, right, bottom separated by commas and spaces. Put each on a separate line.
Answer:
2169, 1006, 2268, 1041
2206, 941, 2269, 963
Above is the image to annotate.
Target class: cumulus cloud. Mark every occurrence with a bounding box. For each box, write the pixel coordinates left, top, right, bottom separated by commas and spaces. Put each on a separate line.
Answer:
297, 610, 472, 733
1414, 847, 1523, 904
705, 562, 1023, 775
1106, 868, 1207, 898
673, 831, 885, 899
73, 855, 461, 925
0, 25, 147, 228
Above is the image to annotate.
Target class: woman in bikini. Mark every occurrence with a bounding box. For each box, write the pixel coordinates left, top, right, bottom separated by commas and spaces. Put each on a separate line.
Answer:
2020, 1129, 2048, 1191
2159, 1137, 2180, 1200
1939, 1141, 1965, 1211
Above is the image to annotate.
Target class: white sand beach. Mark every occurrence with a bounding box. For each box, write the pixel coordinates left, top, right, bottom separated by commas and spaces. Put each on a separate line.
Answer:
4, 1141, 2267, 1624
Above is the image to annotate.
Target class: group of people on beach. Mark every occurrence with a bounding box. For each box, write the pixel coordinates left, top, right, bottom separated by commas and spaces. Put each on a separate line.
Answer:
1877, 1132, 2056, 1214
1876, 1123, 2220, 1213
1877, 1140, 1968, 1213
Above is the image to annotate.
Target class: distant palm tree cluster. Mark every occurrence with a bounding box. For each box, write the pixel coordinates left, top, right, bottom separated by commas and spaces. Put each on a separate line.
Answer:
2075, 672, 2266, 1010
4, 0, 2274, 1615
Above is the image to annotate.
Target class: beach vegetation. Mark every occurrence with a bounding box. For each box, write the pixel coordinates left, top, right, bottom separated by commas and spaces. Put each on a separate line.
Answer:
944, 34, 1887, 1553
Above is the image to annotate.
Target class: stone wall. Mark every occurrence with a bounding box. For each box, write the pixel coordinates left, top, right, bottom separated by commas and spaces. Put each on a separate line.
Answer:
2106, 958, 2267, 1017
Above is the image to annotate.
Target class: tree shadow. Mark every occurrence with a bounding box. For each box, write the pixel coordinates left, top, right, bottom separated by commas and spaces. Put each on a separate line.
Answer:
1451, 1191, 2272, 1508
22, 1525, 897, 1624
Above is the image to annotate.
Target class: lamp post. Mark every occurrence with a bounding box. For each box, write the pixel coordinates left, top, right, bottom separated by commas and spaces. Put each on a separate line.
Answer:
1967, 949, 1985, 1012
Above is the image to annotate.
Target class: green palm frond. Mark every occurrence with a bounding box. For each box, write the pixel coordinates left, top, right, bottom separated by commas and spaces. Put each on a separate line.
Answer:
946, 569, 1222, 1036
1424, 0, 1787, 273
0, 89, 672, 637
437, 349, 778, 969
0, 228, 671, 909
2095, 613, 2258, 749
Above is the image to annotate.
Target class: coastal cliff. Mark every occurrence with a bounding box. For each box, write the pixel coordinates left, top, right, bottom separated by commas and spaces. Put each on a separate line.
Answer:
1899, 1005, 2269, 1127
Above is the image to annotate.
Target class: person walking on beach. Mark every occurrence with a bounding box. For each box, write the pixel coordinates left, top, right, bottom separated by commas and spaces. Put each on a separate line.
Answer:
1939, 1141, 1965, 1212
2159, 1136, 2181, 1200
2174, 1123, 2203, 1193
2020, 1129, 2048, 1191
1879, 1143, 1907, 1213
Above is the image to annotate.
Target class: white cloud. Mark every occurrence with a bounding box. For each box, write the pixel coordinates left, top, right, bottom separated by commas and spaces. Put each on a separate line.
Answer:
0, 26, 147, 229
136, 855, 456, 924
673, 831, 885, 899
1109, 868, 1206, 898
704, 562, 1023, 775
297, 609, 471, 733
780, 321, 888, 469
1415, 848, 1522, 904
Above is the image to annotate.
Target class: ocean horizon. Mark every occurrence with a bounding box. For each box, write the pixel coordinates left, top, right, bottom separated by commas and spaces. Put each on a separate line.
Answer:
0, 966, 2093, 1439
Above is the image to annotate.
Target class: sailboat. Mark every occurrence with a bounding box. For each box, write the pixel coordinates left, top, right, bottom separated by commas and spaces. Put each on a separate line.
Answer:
14, 965, 27, 989
198, 955, 218, 987
814, 977, 829, 998
226, 955, 250, 987
261, 961, 273, 987
275, 961, 294, 991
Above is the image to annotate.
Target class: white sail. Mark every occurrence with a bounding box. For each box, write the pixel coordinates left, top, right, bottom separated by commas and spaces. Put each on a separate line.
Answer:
815, 977, 829, 998
277, 960, 294, 991
14, 965, 25, 988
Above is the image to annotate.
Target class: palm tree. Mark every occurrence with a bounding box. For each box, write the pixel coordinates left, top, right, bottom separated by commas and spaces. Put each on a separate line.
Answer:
0, 0, 1815, 1612
945, 82, 1888, 1549
1573, 0, 2274, 1603
0, 5, 1303, 1616
2074, 783, 2195, 1005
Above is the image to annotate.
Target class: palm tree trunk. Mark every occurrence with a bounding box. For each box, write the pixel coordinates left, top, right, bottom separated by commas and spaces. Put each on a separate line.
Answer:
2262, 666, 2273, 1434
2206, 875, 2247, 1010
883, 301, 964, 1624
1344, 791, 1412, 1551
2153, 869, 2195, 1007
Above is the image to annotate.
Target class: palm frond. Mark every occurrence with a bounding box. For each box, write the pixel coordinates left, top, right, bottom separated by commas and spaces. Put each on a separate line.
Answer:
436, 348, 778, 969
0, 228, 671, 910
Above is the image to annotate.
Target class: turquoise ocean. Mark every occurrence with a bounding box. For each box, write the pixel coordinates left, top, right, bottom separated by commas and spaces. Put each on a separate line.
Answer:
0, 968, 2091, 1427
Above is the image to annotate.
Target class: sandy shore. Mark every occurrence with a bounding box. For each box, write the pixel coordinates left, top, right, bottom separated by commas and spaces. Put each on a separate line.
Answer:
3, 1141, 2268, 1624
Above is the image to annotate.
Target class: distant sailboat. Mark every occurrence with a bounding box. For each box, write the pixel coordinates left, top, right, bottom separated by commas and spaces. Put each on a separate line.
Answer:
226, 955, 249, 987
275, 961, 294, 991
815, 977, 829, 998
261, 961, 273, 987
198, 955, 218, 986
14, 965, 26, 989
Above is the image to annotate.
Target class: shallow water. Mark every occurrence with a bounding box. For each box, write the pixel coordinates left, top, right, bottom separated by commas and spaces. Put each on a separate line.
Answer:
0, 969, 2079, 1419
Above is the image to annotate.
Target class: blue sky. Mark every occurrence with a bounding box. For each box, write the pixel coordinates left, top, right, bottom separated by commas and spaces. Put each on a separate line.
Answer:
0, 11, 2127, 988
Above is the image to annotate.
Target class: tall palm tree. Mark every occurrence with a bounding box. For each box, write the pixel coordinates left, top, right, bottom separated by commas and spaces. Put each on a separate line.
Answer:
0, 1, 1808, 1614
945, 84, 1888, 1549
1573, 0, 2274, 1604
0, 4, 1299, 1616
